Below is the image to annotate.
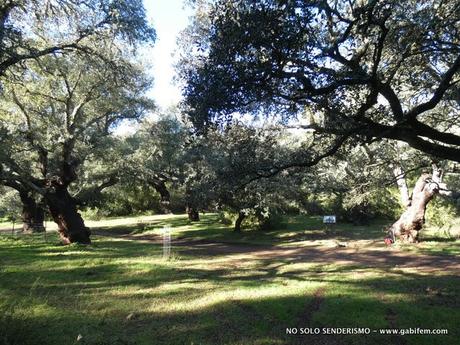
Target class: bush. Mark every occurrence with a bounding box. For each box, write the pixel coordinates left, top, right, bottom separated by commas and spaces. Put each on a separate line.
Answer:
426, 198, 459, 228
339, 188, 402, 224
256, 212, 284, 231
0, 188, 22, 221
217, 211, 234, 225
302, 188, 403, 225
219, 208, 286, 232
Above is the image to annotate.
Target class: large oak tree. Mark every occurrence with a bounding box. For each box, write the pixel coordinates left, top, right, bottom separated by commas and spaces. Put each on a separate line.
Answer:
179, 0, 460, 242
0, 0, 155, 243
0, 50, 152, 244
180, 0, 460, 159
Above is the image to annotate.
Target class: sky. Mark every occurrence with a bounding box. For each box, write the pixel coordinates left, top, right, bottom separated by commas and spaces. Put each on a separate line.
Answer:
143, 0, 192, 109
113, 1, 191, 135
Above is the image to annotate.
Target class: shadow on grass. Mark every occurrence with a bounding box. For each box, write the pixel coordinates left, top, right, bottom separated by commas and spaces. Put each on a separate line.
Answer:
418, 236, 458, 242
1, 230, 459, 345
1, 215, 459, 345
1, 272, 458, 345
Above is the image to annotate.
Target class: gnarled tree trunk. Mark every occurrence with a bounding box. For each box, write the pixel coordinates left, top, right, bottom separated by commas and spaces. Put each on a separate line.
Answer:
150, 180, 171, 214
45, 186, 91, 244
186, 205, 200, 221
387, 167, 442, 243
234, 211, 245, 232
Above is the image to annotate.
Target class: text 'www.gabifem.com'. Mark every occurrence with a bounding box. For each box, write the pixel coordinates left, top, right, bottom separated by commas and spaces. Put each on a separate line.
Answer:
286, 327, 449, 336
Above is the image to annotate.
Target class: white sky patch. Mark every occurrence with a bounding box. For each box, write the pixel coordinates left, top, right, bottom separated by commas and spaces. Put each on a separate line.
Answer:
146, 0, 192, 109
113, 0, 191, 136
112, 119, 140, 137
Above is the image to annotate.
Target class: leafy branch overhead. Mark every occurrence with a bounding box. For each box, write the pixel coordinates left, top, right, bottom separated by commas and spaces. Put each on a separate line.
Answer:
0, 0, 155, 76
179, 0, 460, 162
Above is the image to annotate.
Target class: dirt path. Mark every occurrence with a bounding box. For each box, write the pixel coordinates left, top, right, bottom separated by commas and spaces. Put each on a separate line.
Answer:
92, 230, 460, 275
181, 241, 459, 274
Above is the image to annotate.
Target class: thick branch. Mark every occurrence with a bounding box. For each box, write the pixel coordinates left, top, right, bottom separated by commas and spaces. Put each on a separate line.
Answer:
406, 55, 460, 119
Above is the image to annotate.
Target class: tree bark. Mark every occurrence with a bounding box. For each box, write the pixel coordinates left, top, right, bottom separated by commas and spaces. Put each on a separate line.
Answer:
2, 182, 45, 232
150, 180, 171, 214
20, 192, 45, 233
234, 211, 245, 232
186, 205, 200, 221
386, 169, 441, 243
45, 186, 91, 244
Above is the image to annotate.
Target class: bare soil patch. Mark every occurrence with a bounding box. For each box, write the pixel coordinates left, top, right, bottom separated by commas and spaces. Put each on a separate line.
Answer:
92, 230, 460, 275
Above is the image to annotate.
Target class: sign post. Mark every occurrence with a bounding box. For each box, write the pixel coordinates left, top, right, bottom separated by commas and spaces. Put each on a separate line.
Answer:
323, 215, 336, 233
162, 226, 171, 259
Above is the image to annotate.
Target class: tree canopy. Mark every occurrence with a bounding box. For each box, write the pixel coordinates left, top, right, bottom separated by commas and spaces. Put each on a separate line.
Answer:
0, 0, 155, 77
0, 0, 458, 245
179, 0, 460, 162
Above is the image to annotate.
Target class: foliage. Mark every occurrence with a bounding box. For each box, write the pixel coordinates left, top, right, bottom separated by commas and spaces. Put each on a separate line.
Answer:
0, 0, 155, 77
182, 123, 310, 229
81, 112, 191, 216
1, 51, 152, 187
0, 187, 21, 220
426, 198, 459, 228
179, 0, 460, 162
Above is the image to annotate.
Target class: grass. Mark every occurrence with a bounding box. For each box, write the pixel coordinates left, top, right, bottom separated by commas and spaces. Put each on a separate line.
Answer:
0, 213, 459, 345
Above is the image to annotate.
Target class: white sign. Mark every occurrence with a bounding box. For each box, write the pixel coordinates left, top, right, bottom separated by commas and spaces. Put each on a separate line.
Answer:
323, 215, 336, 224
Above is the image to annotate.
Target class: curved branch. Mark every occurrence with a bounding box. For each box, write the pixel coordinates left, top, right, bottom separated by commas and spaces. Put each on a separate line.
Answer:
406, 55, 460, 119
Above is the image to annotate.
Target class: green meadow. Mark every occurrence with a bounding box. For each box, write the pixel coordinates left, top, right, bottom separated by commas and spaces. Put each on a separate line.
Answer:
1, 214, 458, 345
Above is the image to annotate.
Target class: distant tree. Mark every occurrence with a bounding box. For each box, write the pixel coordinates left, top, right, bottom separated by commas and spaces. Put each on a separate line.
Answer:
122, 113, 189, 214
71, 136, 124, 209
179, 0, 460, 161
0, 186, 22, 222
186, 124, 307, 230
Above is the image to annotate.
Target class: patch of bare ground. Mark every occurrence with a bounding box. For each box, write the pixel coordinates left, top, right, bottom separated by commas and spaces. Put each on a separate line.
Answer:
176, 241, 459, 275
92, 230, 460, 275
